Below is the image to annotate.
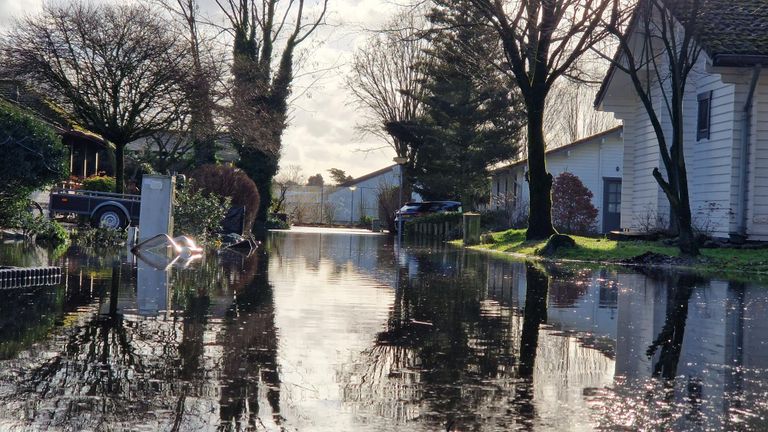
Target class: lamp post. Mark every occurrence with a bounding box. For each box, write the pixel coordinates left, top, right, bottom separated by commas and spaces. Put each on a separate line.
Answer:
393, 157, 407, 244
349, 185, 357, 226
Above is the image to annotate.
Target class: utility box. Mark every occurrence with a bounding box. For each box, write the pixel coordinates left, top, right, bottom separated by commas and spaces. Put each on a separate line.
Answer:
138, 175, 175, 242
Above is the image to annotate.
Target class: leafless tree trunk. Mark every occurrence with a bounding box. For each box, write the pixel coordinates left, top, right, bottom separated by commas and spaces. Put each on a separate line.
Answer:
600, 0, 702, 256
1, 2, 189, 193
466, 0, 613, 240
347, 10, 428, 162
217, 0, 328, 226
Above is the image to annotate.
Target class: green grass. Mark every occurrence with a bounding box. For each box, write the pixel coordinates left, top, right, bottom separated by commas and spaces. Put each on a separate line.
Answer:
456, 229, 768, 276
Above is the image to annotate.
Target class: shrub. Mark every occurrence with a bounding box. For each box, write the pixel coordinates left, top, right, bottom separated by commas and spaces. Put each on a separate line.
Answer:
552, 172, 598, 235
173, 181, 231, 243
265, 215, 290, 230
359, 215, 373, 229
81, 175, 116, 192
12, 212, 69, 246
0, 101, 68, 226
71, 227, 126, 248
190, 164, 260, 233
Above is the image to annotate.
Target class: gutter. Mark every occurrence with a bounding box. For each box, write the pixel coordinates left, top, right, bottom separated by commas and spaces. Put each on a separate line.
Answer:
713, 54, 768, 68
736, 65, 762, 239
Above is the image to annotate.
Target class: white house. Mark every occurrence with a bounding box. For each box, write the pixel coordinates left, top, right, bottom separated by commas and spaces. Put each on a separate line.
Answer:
490, 126, 624, 233
596, 0, 768, 240
277, 164, 417, 225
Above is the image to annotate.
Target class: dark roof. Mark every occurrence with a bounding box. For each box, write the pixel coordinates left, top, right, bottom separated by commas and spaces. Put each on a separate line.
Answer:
0, 80, 69, 130
338, 164, 399, 187
596, 0, 768, 107
491, 126, 623, 174
675, 0, 768, 62
0, 79, 112, 149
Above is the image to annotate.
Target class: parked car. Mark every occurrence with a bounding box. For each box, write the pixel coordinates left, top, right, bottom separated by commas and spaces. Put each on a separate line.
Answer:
394, 201, 463, 230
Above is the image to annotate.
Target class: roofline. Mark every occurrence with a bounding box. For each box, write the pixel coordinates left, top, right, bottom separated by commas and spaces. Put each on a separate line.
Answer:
491, 125, 623, 174
596, 2, 768, 108
338, 164, 398, 187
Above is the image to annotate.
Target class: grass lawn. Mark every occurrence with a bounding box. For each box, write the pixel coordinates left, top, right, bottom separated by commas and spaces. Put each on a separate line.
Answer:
459, 229, 768, 275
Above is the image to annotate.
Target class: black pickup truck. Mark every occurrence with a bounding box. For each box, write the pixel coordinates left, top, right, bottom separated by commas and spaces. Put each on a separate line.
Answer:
49, 188, 141, 229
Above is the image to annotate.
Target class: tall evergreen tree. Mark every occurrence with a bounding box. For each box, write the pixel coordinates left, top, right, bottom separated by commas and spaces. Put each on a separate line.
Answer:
389, 1, 525, 208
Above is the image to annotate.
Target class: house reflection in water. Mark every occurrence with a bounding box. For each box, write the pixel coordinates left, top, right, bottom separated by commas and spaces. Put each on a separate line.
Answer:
485, 259, 768, 431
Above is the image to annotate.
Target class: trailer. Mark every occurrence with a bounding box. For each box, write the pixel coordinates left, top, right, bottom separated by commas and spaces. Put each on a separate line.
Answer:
49, 188, 141, 229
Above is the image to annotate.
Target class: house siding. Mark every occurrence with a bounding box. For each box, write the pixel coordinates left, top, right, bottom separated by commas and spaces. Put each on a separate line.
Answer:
746, 74, 768, 240
687, 60, 739, 239
602, 53, 758, 239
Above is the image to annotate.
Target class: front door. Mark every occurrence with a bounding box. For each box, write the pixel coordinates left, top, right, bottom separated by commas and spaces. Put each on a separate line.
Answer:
603, 178, 622, 233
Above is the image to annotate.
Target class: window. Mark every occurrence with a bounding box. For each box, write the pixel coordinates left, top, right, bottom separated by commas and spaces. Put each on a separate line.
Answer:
697, 91, 712, 140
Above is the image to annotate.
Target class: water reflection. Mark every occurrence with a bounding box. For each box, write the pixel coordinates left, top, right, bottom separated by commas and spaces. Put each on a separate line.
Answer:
0, 231, 767, 430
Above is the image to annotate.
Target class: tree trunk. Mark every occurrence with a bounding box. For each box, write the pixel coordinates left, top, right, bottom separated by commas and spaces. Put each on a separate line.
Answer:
115, 143, 125, 194
525, 98, 557, 240
519, 263, 548, 378
238, 147, 279, 228
676, 166, 699, 256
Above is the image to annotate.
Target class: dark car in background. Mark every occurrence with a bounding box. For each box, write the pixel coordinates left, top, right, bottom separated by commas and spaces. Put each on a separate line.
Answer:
394, 201, 463, 230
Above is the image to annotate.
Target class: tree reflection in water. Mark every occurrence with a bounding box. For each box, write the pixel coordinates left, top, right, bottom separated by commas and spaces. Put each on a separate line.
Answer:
342, 251, 559, 431
217, 250, 282, 431
0, 248, 282, 431
514, 263, 549, 430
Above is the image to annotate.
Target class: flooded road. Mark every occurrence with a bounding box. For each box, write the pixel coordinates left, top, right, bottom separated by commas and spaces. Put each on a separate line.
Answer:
0, 227, 767, 431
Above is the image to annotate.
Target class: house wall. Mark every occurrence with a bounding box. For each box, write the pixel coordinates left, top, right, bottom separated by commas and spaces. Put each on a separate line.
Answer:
490, 128, 623, 233
601, 52, 760, 239
278, 165, 416, 224
744, 73, 768, 240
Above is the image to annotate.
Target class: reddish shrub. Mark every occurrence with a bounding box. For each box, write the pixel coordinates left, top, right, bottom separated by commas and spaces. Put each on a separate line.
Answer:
552, 172, 598, 234
190, 164, 260, 233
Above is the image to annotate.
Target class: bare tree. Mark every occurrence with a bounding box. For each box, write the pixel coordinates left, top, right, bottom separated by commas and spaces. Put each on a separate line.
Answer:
155, 0, 224, 167
1, 2, 189, 193
218, 0, 329, 226
347, 10, 428, 161
466, 0, 613, 239
273, 164, 305, 214
600, 0, 703, 255
545, 78, 619, 147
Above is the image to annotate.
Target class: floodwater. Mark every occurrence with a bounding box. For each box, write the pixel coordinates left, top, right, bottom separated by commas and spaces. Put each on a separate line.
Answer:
0, 227, 767, 431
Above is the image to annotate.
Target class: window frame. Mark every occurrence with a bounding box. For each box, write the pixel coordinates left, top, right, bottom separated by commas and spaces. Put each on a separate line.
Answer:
697, 91, 712, 141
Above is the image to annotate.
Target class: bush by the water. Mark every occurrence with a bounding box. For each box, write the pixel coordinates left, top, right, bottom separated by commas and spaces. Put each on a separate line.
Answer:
266, 214, 290, 230
12, 213, 69, 246
71, 227, 127, 248
0, 101, 68, 227
81, 175, 116, 192
190, 165, 260, 233
174, 181, 230, 243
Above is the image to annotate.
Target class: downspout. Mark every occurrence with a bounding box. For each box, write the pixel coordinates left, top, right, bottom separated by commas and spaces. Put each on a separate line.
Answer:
737, 65, 762, 239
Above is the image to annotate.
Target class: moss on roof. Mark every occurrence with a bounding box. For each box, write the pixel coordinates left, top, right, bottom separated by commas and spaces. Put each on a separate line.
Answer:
668, 0, 768, 57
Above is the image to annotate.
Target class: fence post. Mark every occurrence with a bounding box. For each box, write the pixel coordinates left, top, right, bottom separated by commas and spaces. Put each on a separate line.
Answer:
463, 213, 481, 246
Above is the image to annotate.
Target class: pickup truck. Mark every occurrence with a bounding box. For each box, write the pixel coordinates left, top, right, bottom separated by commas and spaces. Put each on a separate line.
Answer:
49, 188, 141, 229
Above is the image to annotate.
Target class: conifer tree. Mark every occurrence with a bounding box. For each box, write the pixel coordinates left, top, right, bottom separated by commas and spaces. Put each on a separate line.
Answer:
389, 0, 525, 208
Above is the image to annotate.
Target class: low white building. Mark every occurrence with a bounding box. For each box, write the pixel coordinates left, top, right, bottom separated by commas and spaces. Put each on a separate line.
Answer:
490, 126, 624, 233
277, 164, 418, 225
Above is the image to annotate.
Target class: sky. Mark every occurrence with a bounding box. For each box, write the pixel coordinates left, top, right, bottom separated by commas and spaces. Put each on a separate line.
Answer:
0, 0, 401, 181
